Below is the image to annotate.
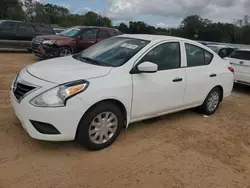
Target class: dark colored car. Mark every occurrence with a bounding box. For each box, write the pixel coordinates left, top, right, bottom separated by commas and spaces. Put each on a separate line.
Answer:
53, 27, 66, 35
31, 26, 123, 58
207, 44, 236, 58
0, 20, 55, 51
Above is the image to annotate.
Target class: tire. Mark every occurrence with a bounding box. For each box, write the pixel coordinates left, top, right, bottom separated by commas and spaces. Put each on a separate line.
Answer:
199, 87, 222, 116
76, 102, 124, 151
57, 47, 72, 57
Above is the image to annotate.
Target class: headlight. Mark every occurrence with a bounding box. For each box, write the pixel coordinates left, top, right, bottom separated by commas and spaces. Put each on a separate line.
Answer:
11, 73, 18, 91
42, 40, 56, 45
30, 80, 89, 107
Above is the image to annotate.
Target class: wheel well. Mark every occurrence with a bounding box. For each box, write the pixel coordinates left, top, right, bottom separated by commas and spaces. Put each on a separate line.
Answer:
215, 85, 223, 102
75, 99, 127, 138
59, 45, 74, 53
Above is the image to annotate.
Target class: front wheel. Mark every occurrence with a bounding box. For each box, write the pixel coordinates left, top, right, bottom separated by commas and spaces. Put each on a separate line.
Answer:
76, 102, 124, 150
199, 87, 222, 115
58, 47, 72, 57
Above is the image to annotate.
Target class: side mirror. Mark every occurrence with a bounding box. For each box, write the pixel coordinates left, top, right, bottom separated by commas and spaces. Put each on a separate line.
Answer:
137, 61, 158, 73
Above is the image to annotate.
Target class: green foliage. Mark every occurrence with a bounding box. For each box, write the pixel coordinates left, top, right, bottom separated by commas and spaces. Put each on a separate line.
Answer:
1, 0, 250, 44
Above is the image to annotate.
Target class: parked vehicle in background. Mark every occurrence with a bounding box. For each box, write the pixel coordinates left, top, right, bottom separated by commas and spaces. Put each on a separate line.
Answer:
31, 26, 123, 58
53, 27, 66, 35
0, 20, 55, 51
207, 44, 235, 58
224, 49, 250, 85
198, 41, 217, 46
11, 34, 234, 150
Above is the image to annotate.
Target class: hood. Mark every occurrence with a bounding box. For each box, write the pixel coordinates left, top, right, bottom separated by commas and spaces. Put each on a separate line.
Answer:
36, 34, 72, 40
27, 56, 112, 84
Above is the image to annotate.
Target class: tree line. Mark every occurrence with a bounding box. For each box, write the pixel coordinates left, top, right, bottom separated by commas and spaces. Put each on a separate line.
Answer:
1, 0, 250, 44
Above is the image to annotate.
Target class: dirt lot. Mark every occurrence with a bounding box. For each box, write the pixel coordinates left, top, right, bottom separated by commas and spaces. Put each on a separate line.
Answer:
0, 51, 250, 188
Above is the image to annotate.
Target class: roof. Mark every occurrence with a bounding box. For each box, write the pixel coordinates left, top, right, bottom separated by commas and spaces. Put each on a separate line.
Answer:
0, 20, 22, 23
236, 48, 250, 51
71, 26, 118, 31
116, 34, 197, 43
207, 44, 234, 49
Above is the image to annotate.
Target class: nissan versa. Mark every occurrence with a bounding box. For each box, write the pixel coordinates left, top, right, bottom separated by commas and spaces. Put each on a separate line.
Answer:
11, 34, 234, 150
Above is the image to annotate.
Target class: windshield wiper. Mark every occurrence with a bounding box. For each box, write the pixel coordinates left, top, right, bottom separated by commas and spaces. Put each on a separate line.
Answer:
80, 57, 101, 65
79, 56, 112, 67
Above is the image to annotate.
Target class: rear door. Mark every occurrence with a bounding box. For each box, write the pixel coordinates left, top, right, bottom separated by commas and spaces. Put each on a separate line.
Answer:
184, 43, 216, 106
226, 50, 250, 84
76, 28, 98, 51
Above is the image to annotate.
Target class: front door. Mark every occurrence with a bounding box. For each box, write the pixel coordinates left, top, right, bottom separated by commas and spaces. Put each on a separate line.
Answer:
131, 42, 186, 120
76, 28, 98, 52
17, 23, 37, 41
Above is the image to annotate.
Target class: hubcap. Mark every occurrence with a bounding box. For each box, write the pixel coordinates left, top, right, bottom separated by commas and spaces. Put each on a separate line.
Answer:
60, 49, 71, 57
89, 112, 118, 144
207, 91, 219, 112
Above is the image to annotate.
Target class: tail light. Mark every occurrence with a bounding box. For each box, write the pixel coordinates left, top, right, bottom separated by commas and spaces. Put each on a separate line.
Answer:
228, 67, 234, 73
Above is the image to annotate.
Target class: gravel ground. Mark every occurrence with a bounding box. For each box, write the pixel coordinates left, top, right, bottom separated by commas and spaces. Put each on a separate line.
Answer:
0, 51, 250, 188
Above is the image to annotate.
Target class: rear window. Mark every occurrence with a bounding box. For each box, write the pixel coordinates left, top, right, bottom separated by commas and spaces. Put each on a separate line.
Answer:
229, 50, 250, 60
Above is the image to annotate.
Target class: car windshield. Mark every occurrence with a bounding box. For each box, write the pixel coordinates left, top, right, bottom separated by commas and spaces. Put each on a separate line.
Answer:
59, 28, 81, 37
207, 46, 220, 53
229, 50, 250, 60
73, 37, 150, 67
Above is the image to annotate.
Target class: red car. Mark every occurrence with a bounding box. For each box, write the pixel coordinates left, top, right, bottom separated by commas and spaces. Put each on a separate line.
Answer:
31, 26, 122, 58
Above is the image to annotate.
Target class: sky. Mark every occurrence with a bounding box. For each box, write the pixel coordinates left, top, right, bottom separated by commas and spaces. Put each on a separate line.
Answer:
39, 0, 250, 28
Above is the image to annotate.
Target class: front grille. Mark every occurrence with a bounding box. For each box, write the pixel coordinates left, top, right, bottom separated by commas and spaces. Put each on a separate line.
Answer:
31, 38, 43, 52
13, 82, 36, 101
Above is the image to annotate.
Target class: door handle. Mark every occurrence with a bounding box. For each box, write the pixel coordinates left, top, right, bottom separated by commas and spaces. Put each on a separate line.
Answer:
88, 40, 95, 43
210, 73, 217, 77
173, 78, 183, 82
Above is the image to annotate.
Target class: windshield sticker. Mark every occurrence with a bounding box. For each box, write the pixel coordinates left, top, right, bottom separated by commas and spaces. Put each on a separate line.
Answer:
121, 43, 138, 49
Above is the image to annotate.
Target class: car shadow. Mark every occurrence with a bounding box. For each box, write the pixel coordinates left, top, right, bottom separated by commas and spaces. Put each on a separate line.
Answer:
233, 83, 250, 94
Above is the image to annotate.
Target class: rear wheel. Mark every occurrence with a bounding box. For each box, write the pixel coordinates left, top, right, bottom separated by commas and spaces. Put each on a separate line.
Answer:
199, 87, 222, 115
76, 102, 124, 150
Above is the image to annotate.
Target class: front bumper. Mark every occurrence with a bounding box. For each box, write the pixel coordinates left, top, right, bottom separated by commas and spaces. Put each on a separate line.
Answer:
11, 70, 91, 141
32, 43, 58, 58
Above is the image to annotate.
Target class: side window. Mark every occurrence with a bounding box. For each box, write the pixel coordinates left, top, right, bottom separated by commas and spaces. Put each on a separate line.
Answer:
185, 43, 213, 67
226, 48, 234, 56
98, 30, 111, 39
2, 22, 17, 32
218, 48, 227, 57
229, 50, 250, 60
140, 42, 181, 71
81, 29, 97, 39
18, 23, 35, 33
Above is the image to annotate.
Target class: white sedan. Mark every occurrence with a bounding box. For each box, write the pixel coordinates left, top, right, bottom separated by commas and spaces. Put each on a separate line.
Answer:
224, 48, 250, 85
11, 34, 234, 150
